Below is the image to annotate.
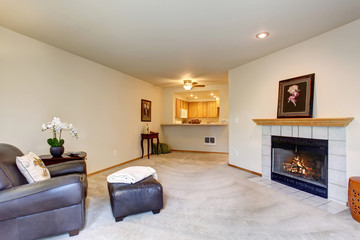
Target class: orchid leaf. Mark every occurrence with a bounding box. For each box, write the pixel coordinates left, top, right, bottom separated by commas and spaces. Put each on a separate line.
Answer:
47, 138, 60, 147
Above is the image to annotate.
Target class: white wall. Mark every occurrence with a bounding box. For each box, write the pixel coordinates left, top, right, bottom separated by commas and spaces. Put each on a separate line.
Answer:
162, 84, 229, 152
229, 19, 360, 179
0, 26, 162, 174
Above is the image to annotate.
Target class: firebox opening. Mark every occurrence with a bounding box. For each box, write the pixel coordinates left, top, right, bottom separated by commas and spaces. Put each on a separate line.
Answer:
271, 136, 328, 198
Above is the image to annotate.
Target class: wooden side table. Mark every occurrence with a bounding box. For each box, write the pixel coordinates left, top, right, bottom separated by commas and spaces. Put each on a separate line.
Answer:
349, 176, 360, 222
141, 132, 159, 159
40, 151, 87, 166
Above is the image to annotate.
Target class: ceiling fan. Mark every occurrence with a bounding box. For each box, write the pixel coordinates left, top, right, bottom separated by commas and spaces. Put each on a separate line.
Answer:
183, 80, 205, 91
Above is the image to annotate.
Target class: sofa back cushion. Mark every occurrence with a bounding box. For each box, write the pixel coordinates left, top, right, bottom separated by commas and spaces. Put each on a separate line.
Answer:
0, 144, 27, 190
0, 167, 13, 190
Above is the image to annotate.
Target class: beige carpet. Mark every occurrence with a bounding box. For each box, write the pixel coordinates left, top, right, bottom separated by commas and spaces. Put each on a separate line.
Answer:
45, 152, 360, 240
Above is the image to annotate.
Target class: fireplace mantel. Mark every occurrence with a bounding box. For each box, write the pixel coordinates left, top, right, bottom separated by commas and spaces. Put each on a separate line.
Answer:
252, 117, 354, 127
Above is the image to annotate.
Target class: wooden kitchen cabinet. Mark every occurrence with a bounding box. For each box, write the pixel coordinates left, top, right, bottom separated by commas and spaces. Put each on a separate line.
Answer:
180, 100, 188, 110
175, 98, 189, 118
207, 101, 218, 117
175, 98, 181, 118
176, 97, 218, 118
188, 102, 198, 118
197, 102, 207, 118
188, 101, 218, 118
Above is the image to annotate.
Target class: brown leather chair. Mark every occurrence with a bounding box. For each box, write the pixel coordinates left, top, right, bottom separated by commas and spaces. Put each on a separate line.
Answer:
0, 143, 87, 240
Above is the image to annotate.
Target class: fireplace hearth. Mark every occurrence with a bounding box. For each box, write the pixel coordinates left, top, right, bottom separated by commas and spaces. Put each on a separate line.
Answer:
271, 136, 328, 198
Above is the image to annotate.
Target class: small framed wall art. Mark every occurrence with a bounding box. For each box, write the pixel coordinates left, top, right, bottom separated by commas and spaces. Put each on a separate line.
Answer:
141, 99, 151, 122
277, 73, 315, 118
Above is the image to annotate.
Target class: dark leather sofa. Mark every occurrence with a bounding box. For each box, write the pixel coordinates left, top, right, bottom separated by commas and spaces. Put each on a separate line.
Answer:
0, 143, 87, 240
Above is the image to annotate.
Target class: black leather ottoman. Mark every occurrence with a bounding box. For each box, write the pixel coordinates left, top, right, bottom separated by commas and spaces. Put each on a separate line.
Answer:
107, 176, 163, 222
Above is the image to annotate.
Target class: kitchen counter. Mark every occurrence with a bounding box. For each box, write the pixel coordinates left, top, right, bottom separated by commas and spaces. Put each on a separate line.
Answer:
161, 123, 228, 126
161, 122, 229, 153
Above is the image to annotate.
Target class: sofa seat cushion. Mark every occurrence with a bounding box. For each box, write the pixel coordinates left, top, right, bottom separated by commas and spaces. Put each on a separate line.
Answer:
16, 152, 50, 183
0, 174, 84, 221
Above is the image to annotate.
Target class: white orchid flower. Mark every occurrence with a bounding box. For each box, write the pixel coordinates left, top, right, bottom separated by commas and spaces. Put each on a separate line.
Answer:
52, 117, 60, 124
41, 117, 79, 145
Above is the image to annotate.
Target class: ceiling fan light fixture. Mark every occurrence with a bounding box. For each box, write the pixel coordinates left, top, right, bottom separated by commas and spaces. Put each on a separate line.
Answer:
183, 79, 193, 91
183, 85, 192, 91
183, 79, 205, 90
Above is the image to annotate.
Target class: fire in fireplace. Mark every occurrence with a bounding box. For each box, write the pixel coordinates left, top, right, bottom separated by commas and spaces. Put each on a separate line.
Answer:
271, 136, 328, 198
282, 151, 321, 180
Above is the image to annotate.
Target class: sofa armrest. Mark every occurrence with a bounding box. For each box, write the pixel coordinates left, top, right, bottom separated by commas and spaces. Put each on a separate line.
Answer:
0, 174, 85, 221
47, 160, 87, 177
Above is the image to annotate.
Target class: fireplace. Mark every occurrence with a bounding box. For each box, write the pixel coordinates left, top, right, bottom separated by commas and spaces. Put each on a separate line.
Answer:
258, 123, 350, 204
271, 136, 328, 198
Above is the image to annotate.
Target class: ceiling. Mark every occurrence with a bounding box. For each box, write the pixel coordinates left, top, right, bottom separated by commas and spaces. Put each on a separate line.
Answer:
0, 1, 359, 88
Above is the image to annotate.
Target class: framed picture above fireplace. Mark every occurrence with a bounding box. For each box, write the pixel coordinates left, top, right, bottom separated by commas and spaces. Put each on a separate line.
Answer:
277, 73, 315, 118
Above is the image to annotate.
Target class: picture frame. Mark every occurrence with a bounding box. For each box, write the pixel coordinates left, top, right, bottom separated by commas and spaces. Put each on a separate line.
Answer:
277, 73, 315, 118
141, 99, 151, 122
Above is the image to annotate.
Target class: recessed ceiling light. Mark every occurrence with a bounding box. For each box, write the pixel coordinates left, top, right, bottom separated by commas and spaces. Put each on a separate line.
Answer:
256, 32, 269, 39
190, 94, 193, 97
213, 96, 216, 98
210, 93, 214, 96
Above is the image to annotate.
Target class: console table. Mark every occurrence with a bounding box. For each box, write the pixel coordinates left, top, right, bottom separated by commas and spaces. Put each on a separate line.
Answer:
141, 132, 159, 159
40, 151, 87, 166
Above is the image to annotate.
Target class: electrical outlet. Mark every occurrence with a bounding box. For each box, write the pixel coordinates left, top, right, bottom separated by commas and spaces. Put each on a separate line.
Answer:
235, 118, 239, 124
235, 150, 239, 157
113, 150, 117, 156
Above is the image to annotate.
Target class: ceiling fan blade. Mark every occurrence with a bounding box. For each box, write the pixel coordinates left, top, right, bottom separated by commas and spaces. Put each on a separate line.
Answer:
193, 85, 205, 87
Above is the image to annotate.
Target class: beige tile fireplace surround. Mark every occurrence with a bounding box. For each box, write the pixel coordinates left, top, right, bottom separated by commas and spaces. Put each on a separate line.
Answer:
253, 118, 354, 205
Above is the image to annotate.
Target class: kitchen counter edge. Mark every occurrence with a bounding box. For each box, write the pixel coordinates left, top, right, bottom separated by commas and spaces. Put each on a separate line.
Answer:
161, 123, 228, 126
